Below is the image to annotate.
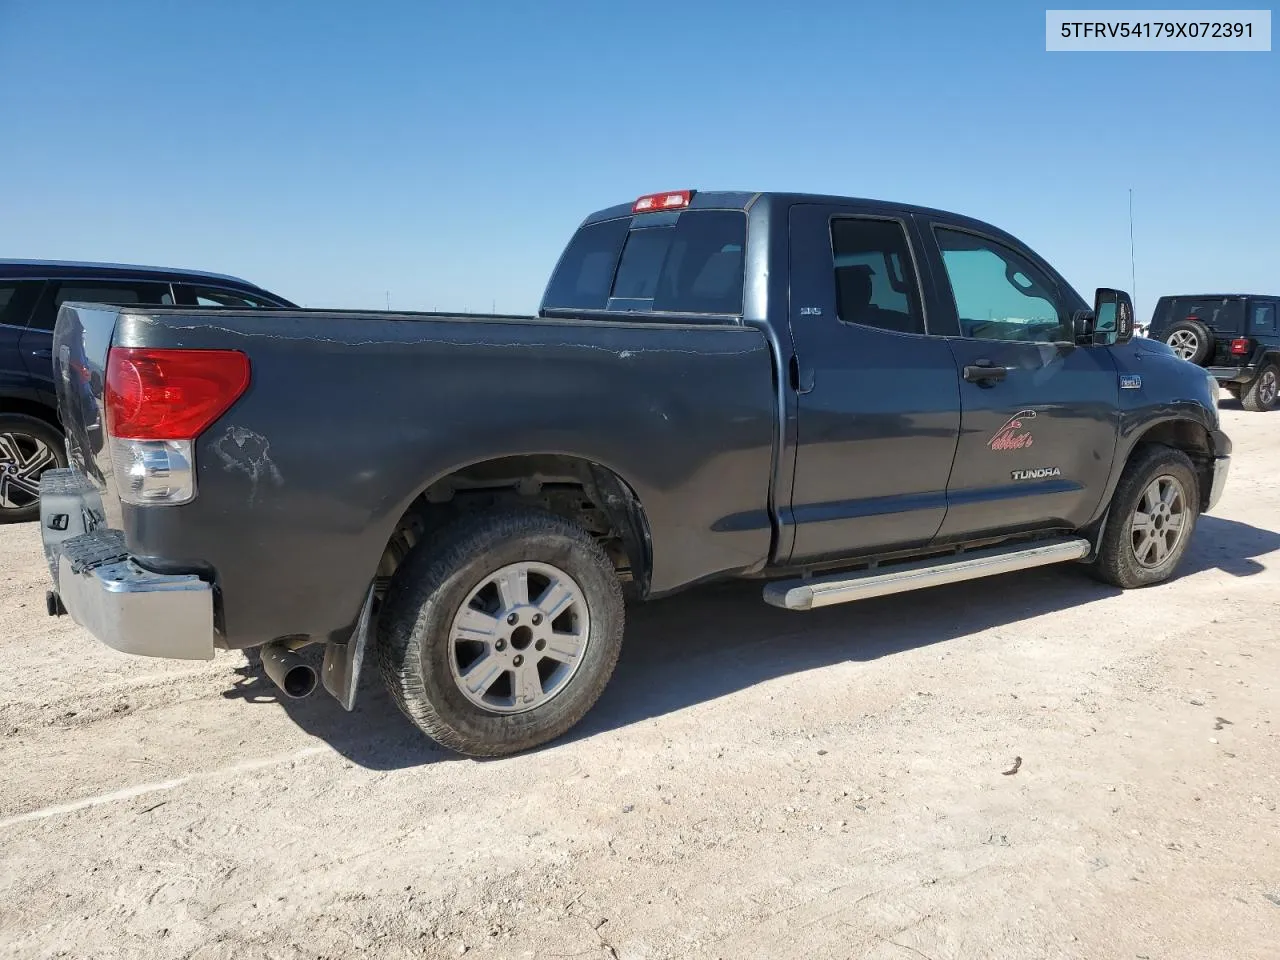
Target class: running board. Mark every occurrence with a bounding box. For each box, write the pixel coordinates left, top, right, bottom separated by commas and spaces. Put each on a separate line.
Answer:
762, 537, 1091, 611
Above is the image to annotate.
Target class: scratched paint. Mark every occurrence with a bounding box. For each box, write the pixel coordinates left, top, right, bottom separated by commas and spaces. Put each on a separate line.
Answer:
211, 425, 283, 504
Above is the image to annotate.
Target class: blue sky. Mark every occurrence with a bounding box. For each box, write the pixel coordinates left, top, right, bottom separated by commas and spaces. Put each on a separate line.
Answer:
0, 1, 1275, 320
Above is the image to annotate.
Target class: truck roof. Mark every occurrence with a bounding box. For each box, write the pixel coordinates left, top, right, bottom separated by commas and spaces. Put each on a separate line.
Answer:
1155, 293, 1280, 301
580, 190, 1025, 243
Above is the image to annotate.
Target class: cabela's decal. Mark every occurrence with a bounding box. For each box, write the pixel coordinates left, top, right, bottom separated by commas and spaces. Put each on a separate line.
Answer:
1011, 466, 1061, 480
988, 410, 1036, 451
1119, 374, 1142, 390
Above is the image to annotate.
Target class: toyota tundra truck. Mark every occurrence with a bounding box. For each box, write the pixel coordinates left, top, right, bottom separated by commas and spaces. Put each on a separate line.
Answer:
38, 189, 1231, 757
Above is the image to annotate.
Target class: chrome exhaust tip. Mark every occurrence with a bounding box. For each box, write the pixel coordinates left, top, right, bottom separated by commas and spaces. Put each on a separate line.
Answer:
260, 642, 318, 699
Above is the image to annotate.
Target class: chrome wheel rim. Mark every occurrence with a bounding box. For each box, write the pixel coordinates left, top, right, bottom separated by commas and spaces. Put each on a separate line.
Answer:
1130, 475, 1189, 569
0, 432, 56, 510
448, 561, 590, 714
1167, 330, 1199, 361
1259, 370, 1278, 406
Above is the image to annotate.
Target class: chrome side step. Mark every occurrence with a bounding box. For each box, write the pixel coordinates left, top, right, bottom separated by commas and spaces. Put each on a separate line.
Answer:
762, 537, 1091, 611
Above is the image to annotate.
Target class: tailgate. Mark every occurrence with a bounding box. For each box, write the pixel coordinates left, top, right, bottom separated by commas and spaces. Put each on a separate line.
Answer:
48, 303, 125, 530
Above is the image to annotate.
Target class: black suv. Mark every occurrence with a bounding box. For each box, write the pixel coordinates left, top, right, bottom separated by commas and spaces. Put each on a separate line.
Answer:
1149, 294, 1280, 412
0, 260, 295, 522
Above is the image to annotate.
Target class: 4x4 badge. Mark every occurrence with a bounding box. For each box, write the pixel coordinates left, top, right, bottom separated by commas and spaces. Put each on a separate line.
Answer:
1120, 374, 1142, 390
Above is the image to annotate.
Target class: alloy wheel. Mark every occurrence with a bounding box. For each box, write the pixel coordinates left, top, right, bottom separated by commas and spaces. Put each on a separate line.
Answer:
1130, 474, 1189, 569
448, 560, 591, 714
0, 432, 57, 511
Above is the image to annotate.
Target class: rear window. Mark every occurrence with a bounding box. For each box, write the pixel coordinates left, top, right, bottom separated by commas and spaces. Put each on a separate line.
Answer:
1155, 296, 1245, 335
542, 209, 747, 316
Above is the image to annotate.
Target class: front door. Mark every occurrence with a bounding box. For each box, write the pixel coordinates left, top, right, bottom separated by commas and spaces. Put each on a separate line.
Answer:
923, 223, 1119, 539
785, 204, 961, 565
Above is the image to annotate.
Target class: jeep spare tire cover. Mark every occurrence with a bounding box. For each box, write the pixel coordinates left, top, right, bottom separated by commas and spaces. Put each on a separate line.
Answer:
1164, 318, 1213, 365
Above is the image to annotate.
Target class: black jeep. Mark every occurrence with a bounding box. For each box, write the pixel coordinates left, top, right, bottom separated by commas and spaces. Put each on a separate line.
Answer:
1149, 294, 1280, 411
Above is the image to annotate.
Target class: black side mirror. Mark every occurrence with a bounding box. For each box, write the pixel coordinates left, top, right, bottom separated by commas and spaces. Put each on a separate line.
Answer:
1092, 287, 1135, 345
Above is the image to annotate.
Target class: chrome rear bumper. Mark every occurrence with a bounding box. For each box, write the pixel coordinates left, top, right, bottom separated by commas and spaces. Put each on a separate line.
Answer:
41, 469, 215, 661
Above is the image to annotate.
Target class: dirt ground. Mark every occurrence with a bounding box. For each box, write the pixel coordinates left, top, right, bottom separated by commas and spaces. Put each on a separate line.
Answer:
1, 403, 1278, 960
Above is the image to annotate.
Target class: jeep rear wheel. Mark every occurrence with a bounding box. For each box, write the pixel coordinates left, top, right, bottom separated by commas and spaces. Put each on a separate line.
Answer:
1090, 445, 1199, 589
376, 507, 625, 757
1241, 364, 1279, 412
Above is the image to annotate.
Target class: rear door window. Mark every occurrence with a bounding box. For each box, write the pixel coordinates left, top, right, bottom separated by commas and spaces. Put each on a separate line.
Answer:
543, 209, 747, 316
0, 281, 42, 327
29, 280, 174, 331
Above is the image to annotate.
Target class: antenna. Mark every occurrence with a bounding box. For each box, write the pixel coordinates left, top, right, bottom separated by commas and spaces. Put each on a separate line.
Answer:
385, 290, 391, 311
1128, 188, 1137, 314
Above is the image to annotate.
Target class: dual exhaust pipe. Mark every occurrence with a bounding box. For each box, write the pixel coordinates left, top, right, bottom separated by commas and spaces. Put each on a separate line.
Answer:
260, 641, 318, 699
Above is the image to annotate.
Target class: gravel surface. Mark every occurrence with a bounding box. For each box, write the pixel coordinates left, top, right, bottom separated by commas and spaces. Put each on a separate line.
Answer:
1, 402, 1277, 959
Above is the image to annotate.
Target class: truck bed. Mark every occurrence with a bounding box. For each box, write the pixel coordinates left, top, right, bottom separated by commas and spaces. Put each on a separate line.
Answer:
53, 304, 780, 650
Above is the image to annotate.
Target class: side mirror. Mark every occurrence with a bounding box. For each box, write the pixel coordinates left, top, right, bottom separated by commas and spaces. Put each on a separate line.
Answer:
1092, 287, 1135, 345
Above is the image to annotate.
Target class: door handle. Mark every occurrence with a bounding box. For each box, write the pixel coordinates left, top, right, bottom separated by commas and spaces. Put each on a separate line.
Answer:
963, 360, 1009, 386
789, 355, 815, 395
28, 348, 52, 360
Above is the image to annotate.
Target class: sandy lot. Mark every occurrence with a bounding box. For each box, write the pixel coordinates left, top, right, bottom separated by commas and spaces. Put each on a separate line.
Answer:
1, 403, 1278, 960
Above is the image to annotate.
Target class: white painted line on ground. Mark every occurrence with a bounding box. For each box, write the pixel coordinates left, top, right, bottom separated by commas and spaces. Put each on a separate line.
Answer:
0, 745, 329, 831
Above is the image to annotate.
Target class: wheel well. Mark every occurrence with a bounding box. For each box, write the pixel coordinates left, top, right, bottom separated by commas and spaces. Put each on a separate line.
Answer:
374, 455, 653, 603
1128, 420, 1216, 510
0, 397, 62, 433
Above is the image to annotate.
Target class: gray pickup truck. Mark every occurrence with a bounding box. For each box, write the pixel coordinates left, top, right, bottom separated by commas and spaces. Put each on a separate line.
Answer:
40, 189, 1231, 757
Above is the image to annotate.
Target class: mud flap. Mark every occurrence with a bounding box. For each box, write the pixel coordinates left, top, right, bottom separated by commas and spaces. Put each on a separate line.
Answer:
321, 582, 376, 712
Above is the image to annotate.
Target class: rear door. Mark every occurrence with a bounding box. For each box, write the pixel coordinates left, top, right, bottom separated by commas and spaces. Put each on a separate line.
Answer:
0, 280, 44, 400
784, 203, 961, 564
21, 278, 173, 391
918, 219, 1118, 539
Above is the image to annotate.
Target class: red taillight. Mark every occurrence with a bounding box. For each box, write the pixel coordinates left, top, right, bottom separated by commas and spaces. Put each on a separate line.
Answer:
105, 347, 250, 440
633, 190, 693, 213
1231, 338, 1250, 356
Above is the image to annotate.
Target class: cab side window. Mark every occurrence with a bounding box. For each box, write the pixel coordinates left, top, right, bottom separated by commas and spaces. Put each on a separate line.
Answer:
830, 218, 925, 335
934, 227, 1071, 343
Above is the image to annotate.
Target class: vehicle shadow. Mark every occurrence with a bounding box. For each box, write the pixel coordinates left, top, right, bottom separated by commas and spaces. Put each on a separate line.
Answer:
228, 514, 1280, 770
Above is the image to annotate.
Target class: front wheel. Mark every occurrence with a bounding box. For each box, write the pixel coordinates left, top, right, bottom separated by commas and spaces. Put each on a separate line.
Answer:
1090, 445, 1199, 589
376, 507, 625, 757
0, 414, 67, 524
1241, 363, 1279, 412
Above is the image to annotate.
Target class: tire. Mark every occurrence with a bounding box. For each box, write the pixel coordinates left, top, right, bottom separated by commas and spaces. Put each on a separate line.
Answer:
1090, 445, 1199, 589
1163, 319, 1213, 365
1240, 363, 1279, 412
0, 414, 67, 524
376, 507, 625, 757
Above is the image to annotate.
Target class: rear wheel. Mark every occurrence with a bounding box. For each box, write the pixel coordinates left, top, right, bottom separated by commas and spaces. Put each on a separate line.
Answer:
376, 507, 625, 757
1241, 363, 1279, 412
1164, 319, 1212, 365
1091, 445, 1199, 589
0, 414, 66, 524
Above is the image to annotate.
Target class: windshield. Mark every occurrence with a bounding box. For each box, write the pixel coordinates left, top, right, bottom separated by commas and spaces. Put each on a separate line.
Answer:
542, 209, 747, 317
